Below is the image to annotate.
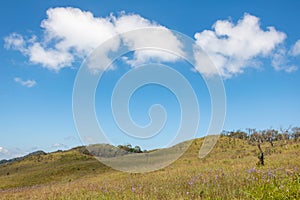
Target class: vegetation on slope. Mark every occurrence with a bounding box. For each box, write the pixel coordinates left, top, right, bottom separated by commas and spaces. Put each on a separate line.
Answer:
0, 136, 299, 199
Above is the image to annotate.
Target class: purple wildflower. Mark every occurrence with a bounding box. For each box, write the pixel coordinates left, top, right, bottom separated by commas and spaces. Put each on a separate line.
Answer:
247, 168, 256, 174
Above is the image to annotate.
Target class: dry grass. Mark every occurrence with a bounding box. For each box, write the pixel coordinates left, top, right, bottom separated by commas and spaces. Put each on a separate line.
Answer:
0, 137, 299, 199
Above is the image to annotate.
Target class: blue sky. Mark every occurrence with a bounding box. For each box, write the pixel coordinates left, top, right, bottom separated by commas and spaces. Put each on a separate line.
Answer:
1, 0, 300, 159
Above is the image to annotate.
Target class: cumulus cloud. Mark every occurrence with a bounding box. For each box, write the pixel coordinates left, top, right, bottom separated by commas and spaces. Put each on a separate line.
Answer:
0, 147, 27, 160
29, 43, 74, 70
51, 143, 69, 149
41, 7, 118, 64
4, 9, 298, 77
194, 13, 287, 77
14, 77, 37, 88
4, 33, 74, 70
290, 40, 300, 56
114, 14, 184, 66
4, 7, 183, 72
0, 147, 9, 154
0, 147, 11, 160
4, 33, 26, 52
272, 48, 298, 73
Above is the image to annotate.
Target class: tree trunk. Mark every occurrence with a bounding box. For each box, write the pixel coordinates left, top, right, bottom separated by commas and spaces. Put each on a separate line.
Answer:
257, 144, 264, 166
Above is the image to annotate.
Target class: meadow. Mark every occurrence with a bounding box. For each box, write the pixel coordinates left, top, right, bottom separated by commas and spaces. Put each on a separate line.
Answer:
0, 136, 299, 199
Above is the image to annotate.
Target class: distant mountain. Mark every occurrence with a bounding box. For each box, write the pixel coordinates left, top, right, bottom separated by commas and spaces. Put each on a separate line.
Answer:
0, 150, 47, 165
0, 143, 143, 166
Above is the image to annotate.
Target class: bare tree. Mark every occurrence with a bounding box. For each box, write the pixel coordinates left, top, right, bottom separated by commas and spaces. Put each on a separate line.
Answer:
292, 127, 300, 141
264, 128, 278, 147
249, 130, 265, 166
229, 130, 248, 140
279, 126, 292, 144
246, 128, 256, 137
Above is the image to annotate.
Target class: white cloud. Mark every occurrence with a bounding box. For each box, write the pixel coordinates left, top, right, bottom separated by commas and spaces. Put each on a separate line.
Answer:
4, 33, 26, 52
0, 147, 9, 154
290, 40, 300, 56
0, 147, 27, 160
28, 43, 73, 70
272, 48, 298, 73
194, 13, 287, 77
4, 9, 298, 76
114, 14, 184, 66
4, 7, 183, 72
41, 7, 118, 56
51, 143, 69, 149
64, 136, 78, 141
14, 77, 37, 88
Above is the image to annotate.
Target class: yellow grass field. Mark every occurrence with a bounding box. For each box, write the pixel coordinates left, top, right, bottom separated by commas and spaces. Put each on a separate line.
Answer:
0, 137, 299, 199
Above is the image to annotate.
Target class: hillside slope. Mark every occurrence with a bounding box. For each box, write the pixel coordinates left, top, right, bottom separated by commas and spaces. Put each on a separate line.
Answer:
0, 137, 299, 199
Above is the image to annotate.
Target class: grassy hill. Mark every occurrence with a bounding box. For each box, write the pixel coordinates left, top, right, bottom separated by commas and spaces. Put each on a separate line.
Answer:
0, 136, 299, 199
